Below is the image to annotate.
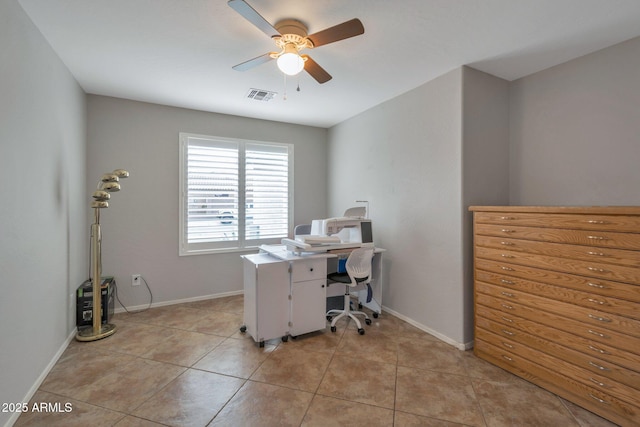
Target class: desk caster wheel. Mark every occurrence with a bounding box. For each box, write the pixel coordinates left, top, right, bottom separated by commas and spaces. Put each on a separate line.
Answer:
373, 312, 379, 318
282, 335, 288, 342
358, 328, 365, 335
331, 326, 337, 333
365, 318, 372, 325
240, 325, 247, 333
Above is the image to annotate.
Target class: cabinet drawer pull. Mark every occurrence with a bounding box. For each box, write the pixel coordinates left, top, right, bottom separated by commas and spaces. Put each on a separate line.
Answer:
501, 329, 515, 336
502, 355, 513, 361
500, 241, 514, 246
587, 282, 607, 289
501, 254, 514, 258
501, 304, 514, 310
500, 216, 515, 220
588, 313, 612, 323
588, 345, 610, 355
588, 267, 609, 273
501, 279, 514, 285
588, 394, 610, 405
501, 291, 514, 298
589, 361, 611, 371
587, 298, 607, 306
502, 342, 514, 349
501, 316, 513, 323
589, 377, 607, 388
587, 251, 606, 256
501, 266, 514, 271
587, 235, 607, 241
587, 220, 608, 224
501, 229, 515, 233
587, 329, 608, 338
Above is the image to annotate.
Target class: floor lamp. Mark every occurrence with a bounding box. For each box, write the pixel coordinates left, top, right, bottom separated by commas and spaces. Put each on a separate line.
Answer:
76, 169, 129, 342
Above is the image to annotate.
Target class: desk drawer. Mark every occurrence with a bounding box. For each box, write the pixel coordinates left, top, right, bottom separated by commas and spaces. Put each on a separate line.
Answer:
475, 224, 640, 250
474, 212, 640, 233
291, 258, 326, 282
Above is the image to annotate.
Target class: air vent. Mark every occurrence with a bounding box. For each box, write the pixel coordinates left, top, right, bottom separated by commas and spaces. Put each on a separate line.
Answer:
246, 88, 277, 102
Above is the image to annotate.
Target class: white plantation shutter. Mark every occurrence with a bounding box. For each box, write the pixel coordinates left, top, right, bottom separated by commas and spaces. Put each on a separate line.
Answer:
179, 133, 292, 255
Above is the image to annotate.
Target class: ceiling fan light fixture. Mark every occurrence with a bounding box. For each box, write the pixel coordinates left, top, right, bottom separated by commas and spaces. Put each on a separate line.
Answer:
277, 43, 304, 76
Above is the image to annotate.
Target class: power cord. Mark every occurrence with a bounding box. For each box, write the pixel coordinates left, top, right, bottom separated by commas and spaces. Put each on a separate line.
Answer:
113, 275, 153, 314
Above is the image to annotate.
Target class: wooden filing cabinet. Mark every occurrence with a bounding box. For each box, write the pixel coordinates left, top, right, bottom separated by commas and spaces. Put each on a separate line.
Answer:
469, 206, 640, 427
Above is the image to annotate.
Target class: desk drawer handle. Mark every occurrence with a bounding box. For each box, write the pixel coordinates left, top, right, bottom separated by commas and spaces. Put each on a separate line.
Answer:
502, 355, 514, 361
589, 361, 611, 371
587, 220, 608, 224
588, 298, 607, 306
588, 329, 608, 338
500, 241, 514, 246
501, 279, 514, 285
502, 342, 514, 349
587, 236, 607, 241
588, 313, 612, 323
501, 316, 513, 323
588, 267, 609, 273
587, 282, 608, 289
588, 345, 610, 355
589, 377, 607, 388
588, 394, 610, 405
501, 291, 514, 298
501, 229, 515, 233
501, 304, 514, 310
501, 266, 514, 271
501, 329, 515, 336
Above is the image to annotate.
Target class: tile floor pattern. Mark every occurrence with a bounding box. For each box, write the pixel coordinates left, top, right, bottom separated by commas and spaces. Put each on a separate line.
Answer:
16, 295, 619, 427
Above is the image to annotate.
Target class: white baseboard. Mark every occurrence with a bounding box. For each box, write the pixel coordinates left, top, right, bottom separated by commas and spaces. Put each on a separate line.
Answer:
114, 289, 243, 313
381, 305, 474, 351
5, 329, 76, 427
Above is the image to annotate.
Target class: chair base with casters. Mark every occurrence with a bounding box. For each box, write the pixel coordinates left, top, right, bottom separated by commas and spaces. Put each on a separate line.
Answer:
326, 283, 372, 335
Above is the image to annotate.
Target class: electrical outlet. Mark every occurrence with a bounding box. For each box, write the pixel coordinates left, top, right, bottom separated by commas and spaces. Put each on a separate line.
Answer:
132, 274, 141, 287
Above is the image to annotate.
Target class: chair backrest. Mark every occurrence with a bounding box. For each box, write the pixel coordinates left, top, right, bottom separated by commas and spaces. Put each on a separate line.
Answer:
346, 247, 374, 287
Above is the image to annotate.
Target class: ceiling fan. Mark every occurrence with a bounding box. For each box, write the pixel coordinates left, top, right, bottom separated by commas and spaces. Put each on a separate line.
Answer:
228, 0, 365, 84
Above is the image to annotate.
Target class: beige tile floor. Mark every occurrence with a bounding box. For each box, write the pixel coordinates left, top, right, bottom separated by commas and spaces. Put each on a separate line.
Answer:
16, 295, 618, 427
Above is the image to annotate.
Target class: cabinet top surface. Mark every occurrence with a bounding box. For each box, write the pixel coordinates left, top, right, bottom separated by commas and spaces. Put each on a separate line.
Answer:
468, 206, 640, 215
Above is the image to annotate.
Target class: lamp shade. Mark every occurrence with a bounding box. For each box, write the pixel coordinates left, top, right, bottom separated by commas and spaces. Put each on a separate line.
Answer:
277, 43, 304, 76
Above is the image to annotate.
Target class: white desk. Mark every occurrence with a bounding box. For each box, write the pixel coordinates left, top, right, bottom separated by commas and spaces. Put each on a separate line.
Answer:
241, 244, 385, 346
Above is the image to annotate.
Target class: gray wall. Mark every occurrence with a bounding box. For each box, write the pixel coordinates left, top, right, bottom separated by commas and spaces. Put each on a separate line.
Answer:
87, 96, 327, 308
510, 36, 640, 205
0, 1, 87, 426
327, 67, 509, 347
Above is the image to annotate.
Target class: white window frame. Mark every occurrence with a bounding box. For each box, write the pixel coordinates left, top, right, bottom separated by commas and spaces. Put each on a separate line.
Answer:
179, 132, 294, 255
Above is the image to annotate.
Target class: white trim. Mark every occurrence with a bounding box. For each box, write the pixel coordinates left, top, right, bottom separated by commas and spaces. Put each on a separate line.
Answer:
381, 305, 473, 351
114, 289, 244, 313
6, 329, 76, 427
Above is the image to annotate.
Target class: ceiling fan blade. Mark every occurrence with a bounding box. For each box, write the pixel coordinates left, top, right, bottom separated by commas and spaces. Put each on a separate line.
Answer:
228, 0, 280, 38
302, 55, 332, 84
232, 52, 275, 71
307, 18, 364, 48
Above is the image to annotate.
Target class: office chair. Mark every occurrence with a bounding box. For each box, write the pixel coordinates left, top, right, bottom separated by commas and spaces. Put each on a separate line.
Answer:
326, 247, 374, 335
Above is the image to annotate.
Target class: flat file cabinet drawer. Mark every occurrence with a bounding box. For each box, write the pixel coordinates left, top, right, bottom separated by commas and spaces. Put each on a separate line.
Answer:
474, 211, 640, 233
291, 258, 326, 282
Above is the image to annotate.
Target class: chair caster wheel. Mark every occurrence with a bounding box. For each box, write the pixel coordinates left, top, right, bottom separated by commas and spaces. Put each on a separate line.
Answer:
259, 341, 265, 348
358, 328, 365, 335
331, 326, 337, 333
359, 303, 363, 309
373, 312, 379, 318
365, 318, 372, 325
326, 316, 332, 322
282, 335, 288, 342
240, 325, 247, 333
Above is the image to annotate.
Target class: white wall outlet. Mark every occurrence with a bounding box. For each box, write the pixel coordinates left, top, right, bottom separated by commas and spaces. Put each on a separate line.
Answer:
132, 274, 142, 286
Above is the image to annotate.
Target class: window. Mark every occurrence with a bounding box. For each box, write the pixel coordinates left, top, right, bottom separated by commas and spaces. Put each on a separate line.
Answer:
179, 133, 293, 255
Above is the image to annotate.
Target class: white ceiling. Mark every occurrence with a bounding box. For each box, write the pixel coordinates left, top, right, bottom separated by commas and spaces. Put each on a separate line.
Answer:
18, 0, 640, 128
